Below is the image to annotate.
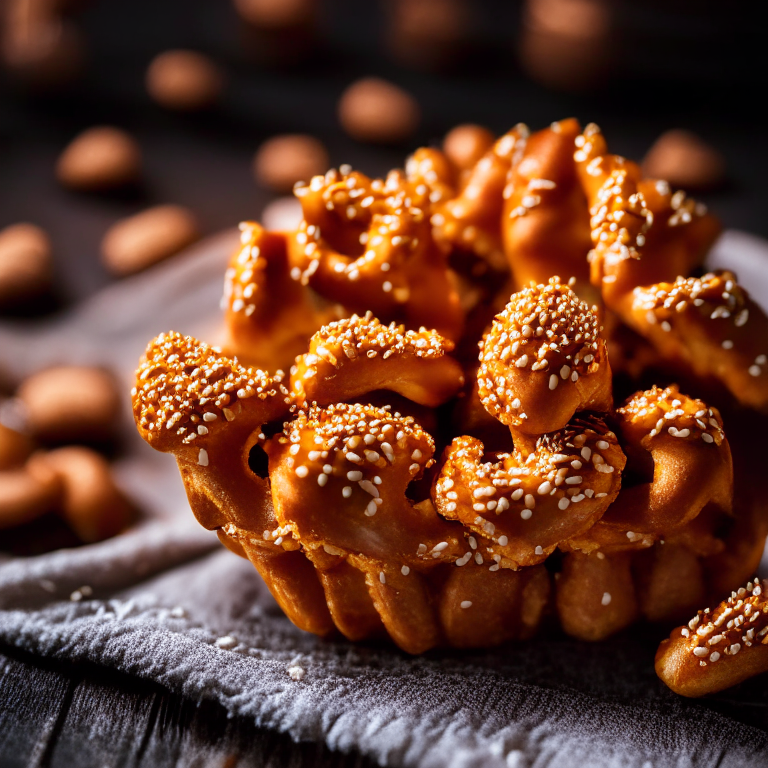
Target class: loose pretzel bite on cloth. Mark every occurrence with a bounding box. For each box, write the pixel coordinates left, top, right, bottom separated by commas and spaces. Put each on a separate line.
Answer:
265, 402, 548, 652
501, 118, 594, 300
628, 272, 768, 410
132, 332, 334, 636
222, 221, 341, 371
434, 415, 626, 569
574, 123, 720, 311
477, 278, 612, 436
656, 578, 768, 697
601, 385, 733, 534
290, 312, 465, 408
288, 167, 464, 340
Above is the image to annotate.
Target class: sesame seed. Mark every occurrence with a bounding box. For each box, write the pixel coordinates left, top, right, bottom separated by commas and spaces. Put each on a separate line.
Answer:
521, 509, 533, 520
379, 572, 386, 584
342, 486, 352, 498
198, 449, 209, 466
460, 601, 473, 609
295, 466, 308, 478
601, 592, 611, 606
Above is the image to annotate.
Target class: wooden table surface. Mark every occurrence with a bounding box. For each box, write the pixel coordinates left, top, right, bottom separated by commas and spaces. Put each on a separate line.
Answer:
2, 1, 768, 765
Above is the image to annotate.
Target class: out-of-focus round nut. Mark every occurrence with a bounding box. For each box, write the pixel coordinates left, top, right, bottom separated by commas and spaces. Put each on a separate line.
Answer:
338, 78, 420, 144
37, 447, 134, 542
101, 205, 199, 276
0, 222, 52, 309
17, 366, 120, 445
0, 422, 34, 470
145, 50, 224, 111
0, 458, 61, 530
387, 0, 471, 71
56, 126, 142, 191
519, 0, 612, 91
233, 0, 315, 29
253, 134, 329, 193
443, 124, 495, 172
642, 129, 726, 191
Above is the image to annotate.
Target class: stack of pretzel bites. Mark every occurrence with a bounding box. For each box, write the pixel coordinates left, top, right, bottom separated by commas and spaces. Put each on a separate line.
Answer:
133, 119, 768, 683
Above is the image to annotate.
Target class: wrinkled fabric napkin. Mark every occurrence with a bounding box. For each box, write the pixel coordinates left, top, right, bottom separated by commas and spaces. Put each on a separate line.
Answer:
2, 230, 768, 768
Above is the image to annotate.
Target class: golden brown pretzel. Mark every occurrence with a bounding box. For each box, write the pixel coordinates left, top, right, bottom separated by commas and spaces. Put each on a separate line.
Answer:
627, 272, 768, 410
501, 118, 594, 300
600, 385, 732, 534
574, 123, 720, 310
288, 167, 464, 340
132, 331, 334, 636
433, 414, 626, 569
222, 221, 341, 371
656, 578, 768, 697
291, 312, 465, 408
425, 124, 529, 271
477, 277, 612, 436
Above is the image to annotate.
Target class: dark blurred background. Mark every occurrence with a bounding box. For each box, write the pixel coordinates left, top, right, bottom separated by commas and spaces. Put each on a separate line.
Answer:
1, 0, 766, 306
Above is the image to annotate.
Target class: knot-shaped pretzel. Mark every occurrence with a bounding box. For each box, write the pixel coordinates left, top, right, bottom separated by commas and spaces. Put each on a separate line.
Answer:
133, 332, 333, 636
290, 312, 465, 407
222, 221, 341, 370
574, 123, 720, 309
601, 385, 732, 534
501, 118, 594, 300
289, 167, 463, 340
434, 415, 626, 569
477, 277, 612, 436
628, 272, 768, 410
656, 578, 768, 697
425, 124, 529, 271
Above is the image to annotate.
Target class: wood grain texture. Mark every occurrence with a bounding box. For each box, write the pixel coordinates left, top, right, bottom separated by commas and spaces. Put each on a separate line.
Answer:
0, 646, 375, 768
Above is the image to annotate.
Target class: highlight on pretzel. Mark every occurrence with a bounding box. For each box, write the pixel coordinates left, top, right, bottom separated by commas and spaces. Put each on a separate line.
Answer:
477, 277, 612, 436
501, 118, 594, 301
656, 578, 768, 697
222, 221, 342, 371
290, 312, 465, 408
288, 166, 464, 341
131, 117, 768, 665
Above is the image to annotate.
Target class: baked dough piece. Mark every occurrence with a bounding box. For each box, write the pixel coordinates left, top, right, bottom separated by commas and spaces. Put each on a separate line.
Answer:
132, 331, 334, 636
291, 312, 464, 408
656, 579, 768, 697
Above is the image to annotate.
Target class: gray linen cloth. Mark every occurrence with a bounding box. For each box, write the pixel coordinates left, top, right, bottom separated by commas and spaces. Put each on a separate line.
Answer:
2, 229, 768, 768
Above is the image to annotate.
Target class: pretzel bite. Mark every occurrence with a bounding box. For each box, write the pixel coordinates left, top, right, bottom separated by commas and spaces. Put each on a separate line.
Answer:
427, 124, 530, 271
628, 272, 768, 410
266, 402, 464, 653
574, 123, 719, 310
289, 167, 463, 340
478, 278, 612, 436
434, 414, 626, 569
291, 312, 464, 407
603, 386, 732, 534
656, 579, 768, 697
132, 332, 333, 636
222, 221, 340, 371
556, 550, 639, 641
405, 147, 456, 205
501, 118, 594, 300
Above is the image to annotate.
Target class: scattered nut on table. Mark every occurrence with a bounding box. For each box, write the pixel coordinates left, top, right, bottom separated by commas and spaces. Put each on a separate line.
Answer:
643, 129, 726, 191
338, 77, 420, 144
101, 204, 199, 276
0, 222, 53, 309
146, 50, 224, 111
36, 447, 134, 543
0, 457, 61, 530
0, 421, 34, 470
253, 134, 329, 193
56, 126, 142, 191
17, 365, 120, 445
